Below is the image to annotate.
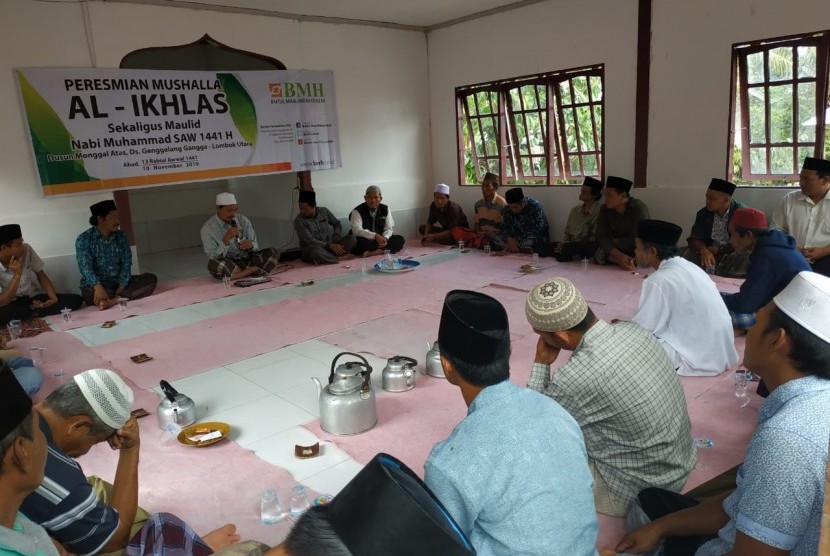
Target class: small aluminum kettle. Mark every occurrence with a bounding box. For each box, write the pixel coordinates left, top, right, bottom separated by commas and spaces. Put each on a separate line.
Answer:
426, 341, 445, 378
312, 352, 377, 436
157, 380, 198, 430
382, 356, 418, 392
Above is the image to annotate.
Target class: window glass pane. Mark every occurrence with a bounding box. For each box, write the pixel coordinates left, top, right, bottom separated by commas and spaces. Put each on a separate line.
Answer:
770, 146, 794, 174
590, 76, 603, 101
747, 87, 767, 144
559, 82, 572, 105
583, 154, 599, 176
551, 157, 561, 177
576, 106, 595, 150
768, 47, 793, 82
750, 148, 767, 174
538, 85, 547, 106
593, 106, 603, 148
521, 156, 532, 176
510, 88, 522, 111
481, 117, 498, 157
532, 156, 547, 177
797, 46, 817, 78
526, 113, 545, 155
798, 82, 817, 142
768, 84, 794, 143
471, 119, 484, 157
514, 115, 528, 154
572, 76, 589, 104
747, 52, 765, 84
569, 155, 582, 176
521, 85, 538, 110
798, 146, 814, 167
466, 95, 477, 115
487, 159, 500, 177
477, 92, 493, 115
564, 108, 578, 152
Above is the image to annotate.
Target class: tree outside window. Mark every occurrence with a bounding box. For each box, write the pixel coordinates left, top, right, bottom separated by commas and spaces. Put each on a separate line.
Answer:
457, 65, 604, 186
729, 31, 830, 186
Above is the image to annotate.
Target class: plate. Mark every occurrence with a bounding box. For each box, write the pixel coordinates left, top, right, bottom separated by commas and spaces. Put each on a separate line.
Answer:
374, 259, 421, 273
519, 264, 541, 273
177, 421, 231, 447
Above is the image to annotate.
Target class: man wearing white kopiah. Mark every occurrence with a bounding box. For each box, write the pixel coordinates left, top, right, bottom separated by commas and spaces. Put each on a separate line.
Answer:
20, 369, 240, 555
630, 219, 739, 376
201, 192, 280, 281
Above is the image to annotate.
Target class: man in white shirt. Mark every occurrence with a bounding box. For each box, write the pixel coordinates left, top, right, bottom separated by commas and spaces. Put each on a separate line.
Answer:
0, 224, 83, 324
772, 156, 830, 276
630, 219, 739, 376
349, 185, 405, 257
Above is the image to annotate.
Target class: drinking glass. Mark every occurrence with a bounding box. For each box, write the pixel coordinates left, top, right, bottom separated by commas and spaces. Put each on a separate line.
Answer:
735, 370, 750, 408
60, 308, 72, 324
7, 320, 22, 340
260, 489, 284, 524
118, 297, 128, 311
532, 253, 540, 268
289, 485, 311, 520
483, 244, 491, 255
29, 347, 46, 366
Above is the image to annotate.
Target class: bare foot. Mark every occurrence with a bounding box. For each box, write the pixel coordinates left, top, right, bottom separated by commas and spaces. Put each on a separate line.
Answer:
362, 249, 383, 258
202, 524, 240, 552
97, 298, 119, 311
340, 254, 356, 261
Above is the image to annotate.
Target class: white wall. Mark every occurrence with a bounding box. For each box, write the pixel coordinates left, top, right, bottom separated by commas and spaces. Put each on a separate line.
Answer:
0, 0, 430, 288
427, 0, 830, 240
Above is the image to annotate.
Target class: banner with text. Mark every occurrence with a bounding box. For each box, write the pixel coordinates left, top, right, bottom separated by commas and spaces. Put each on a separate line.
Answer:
15, 68, 341, 196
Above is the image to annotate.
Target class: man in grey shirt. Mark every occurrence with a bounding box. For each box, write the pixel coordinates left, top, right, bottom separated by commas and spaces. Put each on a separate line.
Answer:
294, 190, 356, 265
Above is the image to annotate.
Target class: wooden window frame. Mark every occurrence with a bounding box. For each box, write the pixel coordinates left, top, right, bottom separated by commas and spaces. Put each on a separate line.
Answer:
728, 30, 830, 184
456, 64, 604, 187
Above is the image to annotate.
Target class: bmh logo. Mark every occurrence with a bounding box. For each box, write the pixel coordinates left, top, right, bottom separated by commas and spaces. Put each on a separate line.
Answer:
269, 83, 283, 98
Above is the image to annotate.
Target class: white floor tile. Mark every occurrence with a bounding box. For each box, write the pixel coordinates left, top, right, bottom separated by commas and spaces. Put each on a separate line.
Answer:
276, 382, 322, 417
225, 348, 300, 376
139, 308, 205, 332
209, 396, 315, 447
287, 340, 355, 365
74, 319, 158, 346
247, 427, 351, 482
189, 296, 257, 318
302, 459, 364, 496
242, 354, 330, 394
164, 367, 271, 417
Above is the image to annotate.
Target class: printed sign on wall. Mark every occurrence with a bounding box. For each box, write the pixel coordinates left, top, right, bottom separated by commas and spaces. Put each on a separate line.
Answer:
15, 68, 341, 196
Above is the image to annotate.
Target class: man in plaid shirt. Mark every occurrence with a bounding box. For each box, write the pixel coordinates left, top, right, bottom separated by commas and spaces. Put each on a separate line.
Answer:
525, 277, 695, 517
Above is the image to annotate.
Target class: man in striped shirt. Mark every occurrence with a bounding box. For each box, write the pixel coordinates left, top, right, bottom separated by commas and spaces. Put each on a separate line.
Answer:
20, 369, 240, 556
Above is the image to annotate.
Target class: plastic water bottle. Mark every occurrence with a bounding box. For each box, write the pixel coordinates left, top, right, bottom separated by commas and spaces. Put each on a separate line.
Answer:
289, 485, 311, 520
260, 489, 284, 524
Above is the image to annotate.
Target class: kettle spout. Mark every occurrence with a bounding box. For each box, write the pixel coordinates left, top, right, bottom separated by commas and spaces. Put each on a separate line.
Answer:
311, 377, 322, 397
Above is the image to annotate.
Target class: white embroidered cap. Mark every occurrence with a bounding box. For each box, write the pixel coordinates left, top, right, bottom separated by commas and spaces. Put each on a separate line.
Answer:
773, 271, 830, 344
73, 369, 134, 429
434, 183, 450, 196
216, 192, 237, 206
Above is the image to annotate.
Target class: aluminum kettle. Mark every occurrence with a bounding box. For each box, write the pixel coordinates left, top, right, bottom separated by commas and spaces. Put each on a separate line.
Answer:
382, 356, 418, 392
426, 341, 445, 378
312, 352, 377, 436
157, 380, 197, 430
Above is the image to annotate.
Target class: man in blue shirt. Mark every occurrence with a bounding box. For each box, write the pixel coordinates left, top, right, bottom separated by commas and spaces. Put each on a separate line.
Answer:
75, 200, 157, 310
720, 207, 810, 331
495, 187, 550, 254
424, 290, 598, 556
616, 271, 830, 556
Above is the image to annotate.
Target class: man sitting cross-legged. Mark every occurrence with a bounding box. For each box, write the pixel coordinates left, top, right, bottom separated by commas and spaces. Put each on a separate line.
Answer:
20, 369, 241, 556
294, 190, 356, 265
628, 219, 739, 376
201, 192, 280, 281
348, 185, 406, 257
617, 271, 830, 556
526, 277, 695, 517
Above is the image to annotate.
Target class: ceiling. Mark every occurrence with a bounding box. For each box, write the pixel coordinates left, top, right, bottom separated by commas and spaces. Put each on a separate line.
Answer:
103, 0, 547, 30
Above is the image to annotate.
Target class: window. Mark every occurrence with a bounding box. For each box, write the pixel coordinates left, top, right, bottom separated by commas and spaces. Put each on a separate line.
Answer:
457, 65, 604, 186
729, 31, 830, 185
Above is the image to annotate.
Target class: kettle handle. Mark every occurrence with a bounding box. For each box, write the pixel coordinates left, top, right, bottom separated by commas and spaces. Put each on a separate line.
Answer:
159, 380, 179, 403
394, 356, 418, 368
329, 352, 373, 384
